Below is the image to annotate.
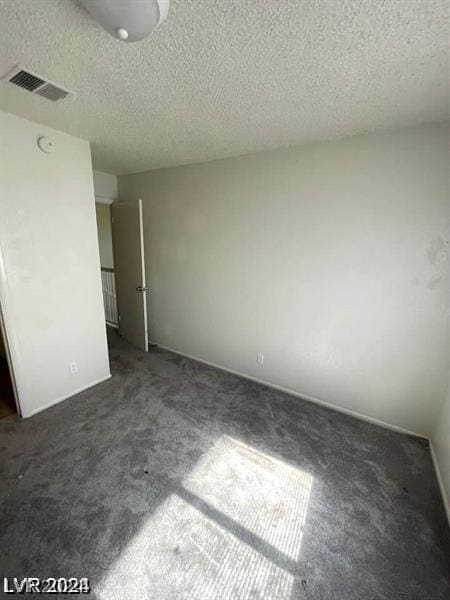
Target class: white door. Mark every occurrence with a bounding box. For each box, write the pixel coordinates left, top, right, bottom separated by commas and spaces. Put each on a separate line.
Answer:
111, 199, 148, 351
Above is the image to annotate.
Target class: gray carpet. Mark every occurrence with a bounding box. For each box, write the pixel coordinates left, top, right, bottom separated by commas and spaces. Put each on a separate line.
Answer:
0, 329, 449, 599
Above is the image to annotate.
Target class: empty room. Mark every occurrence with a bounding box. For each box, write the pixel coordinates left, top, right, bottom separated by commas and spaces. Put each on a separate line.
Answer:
0, 1, 449, 599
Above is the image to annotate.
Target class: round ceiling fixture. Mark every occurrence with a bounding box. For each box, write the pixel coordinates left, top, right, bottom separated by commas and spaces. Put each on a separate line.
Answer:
79, 0, 169, 43
116, 27, 129, 41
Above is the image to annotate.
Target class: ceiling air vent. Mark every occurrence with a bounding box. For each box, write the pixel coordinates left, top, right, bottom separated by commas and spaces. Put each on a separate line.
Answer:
1, 66, 73, 102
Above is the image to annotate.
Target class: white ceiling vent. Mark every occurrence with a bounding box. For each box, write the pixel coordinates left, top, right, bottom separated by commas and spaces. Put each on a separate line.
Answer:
1, 66, 73, 102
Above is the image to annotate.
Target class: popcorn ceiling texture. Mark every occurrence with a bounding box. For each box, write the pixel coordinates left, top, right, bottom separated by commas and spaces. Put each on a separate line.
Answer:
0, 0, 449, 174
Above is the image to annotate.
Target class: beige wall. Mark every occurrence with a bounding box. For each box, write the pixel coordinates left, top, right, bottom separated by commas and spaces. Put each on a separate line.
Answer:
0, 111, 110, 417
119, 123, 450, 438
95, 203, 114, 269
93, 170, 118, 201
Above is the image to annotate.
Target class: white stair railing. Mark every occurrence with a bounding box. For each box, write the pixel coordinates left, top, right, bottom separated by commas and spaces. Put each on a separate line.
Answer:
101, 268, 118, 325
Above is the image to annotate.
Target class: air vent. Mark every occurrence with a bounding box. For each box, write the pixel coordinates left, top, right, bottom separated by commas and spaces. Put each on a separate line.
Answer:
35, 83, 70, 101
10, 70, 46, 92
1, 65, 73, 102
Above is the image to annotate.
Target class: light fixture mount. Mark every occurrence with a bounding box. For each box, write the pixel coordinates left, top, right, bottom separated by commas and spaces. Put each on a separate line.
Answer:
79, 0, 169, 43
37, 136, 55, 153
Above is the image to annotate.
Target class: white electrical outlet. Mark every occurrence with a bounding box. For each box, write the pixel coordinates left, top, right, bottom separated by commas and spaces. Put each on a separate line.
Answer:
256, 353, 264, 365
70, 361, 78, 375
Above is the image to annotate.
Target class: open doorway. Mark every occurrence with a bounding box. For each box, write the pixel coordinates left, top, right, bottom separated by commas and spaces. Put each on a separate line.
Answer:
95, 202, 118, 329
96, 195, 149, 353
110, 199, 148, 352
0, 309, 18, 419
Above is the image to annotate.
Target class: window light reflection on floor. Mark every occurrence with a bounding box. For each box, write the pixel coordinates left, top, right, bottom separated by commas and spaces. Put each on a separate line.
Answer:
96, 436, 313, 600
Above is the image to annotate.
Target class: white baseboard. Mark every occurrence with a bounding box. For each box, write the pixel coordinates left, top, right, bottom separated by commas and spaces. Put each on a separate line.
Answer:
429, 441, 450, 525
153, 342, 427, 439
26, 373, 111, 418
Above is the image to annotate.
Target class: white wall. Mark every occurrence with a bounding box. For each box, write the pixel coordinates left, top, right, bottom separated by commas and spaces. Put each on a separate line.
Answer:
95, 203, 114, 269
432, 380, 450, 518
0, 111, 110, 417
93, 170, 118, 202
119, 123, 450, 438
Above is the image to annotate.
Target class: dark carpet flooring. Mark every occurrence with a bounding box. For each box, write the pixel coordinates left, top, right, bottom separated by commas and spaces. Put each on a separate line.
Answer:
0, 329, 448, 599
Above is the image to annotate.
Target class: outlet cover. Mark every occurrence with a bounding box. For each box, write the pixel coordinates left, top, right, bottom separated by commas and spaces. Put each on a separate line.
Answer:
70, 361, 78, 375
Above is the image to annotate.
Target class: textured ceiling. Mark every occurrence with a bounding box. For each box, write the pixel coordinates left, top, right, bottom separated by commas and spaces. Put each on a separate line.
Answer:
0, 0, 449, 174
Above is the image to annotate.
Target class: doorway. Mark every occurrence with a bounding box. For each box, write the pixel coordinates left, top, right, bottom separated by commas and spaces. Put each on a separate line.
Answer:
0, 310, 18, 419
95, 198, 149, 353
111, 199, 148, 352
95, 201, 119, 329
